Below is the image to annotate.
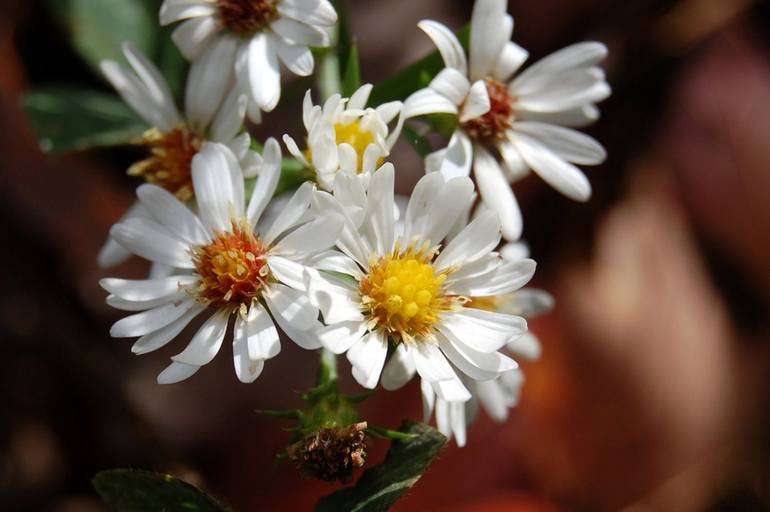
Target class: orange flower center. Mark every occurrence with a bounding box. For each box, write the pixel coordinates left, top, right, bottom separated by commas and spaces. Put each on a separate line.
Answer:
129, 127, 203, 201
217, 0, 279, 36
192, 221, 269, 307
462, 79, 515, 144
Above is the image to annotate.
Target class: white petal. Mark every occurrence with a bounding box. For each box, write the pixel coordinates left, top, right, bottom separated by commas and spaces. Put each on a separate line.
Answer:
517, 104, 600, 128
247, 33, 281, 112
438, 330, 518, 381
419, 176, 475, 245
513, 122, 606, 165
451, 258, 536, 297
278, 0, 338, 26
470, 0, 511, 80
270, 17, 328, 47
432, 375, 472, 402
512, 42, 608, 92
381, 344, 416, 390
511, 132, 592, 201
263, 181, 313, 245
232, 335, 265, 383
192, 142, 244, 233
263, 283, 318, 331
110, 217, 193, 269
440, 308, 527, 353
421, 378, 436, 421
243, 301, 281, 360
159, 0, 216, 25
274, 37, 314, 76
402, 88, 458, 119
347, 331, 388, 389
473, 145, 522, 240
110, 298, 197, 338
348, 83, 373, 110
185, 34, 237, 131
498, 139, 529, 181
157, 361, 201, 384
438, 129, 473, 179
172, 308, 230, 365
475, 378, 510, 422
458, 80, 490, 123
375, 101, 401, 125
429, 68, 470, 106
434, 210, 501, 272
506, 331, 542, 360
98, 237, 133, 268
100, 61, 175, 131
449, 400, 467, 446
101, 275, 197, 301
247, 138, 282, 226
171, 16, 220, 60
211, 90, 248, 143
272, 214, 344, 256
492, 42, 529, 82
306, 271, 364, 324
360, 163, 395, 255
402, 172, 444, 241
132, 303, 206, 355
515, 68, 611, 113
317, 320, 367, 354
412, 342, 455, 382
136, 184, 208, 245
417, 20, 467, 74
121, 42, 181, 129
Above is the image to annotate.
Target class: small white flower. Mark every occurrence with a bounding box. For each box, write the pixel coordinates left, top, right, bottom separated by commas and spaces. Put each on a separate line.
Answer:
97, 42, 261, 271
101, 140, 344, 384
283, 85, 403, 191
403, 0, 610, 240
159, 0, 337, 118
423, 240, 554, 446
305, 166, 536, 407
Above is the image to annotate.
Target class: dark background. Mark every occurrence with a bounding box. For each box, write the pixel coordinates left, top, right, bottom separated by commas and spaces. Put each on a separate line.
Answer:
2, 0, 770, 510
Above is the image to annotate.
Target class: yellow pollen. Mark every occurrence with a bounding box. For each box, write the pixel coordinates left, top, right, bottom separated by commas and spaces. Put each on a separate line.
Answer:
128, 126, 203, 201
359, 243, 456, 343
191, 220, 269, 307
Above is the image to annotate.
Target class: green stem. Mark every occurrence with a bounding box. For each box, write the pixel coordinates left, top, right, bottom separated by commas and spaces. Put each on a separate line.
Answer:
317, 21, 341, 100
317, 348, 338, 385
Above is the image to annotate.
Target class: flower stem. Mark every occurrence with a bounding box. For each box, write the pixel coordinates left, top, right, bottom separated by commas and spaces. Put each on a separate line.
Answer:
317, 10, 342, 100
318, 347, 338, 385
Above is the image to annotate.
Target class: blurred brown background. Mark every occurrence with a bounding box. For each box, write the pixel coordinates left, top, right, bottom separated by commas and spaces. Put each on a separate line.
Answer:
3, 0, 770, 510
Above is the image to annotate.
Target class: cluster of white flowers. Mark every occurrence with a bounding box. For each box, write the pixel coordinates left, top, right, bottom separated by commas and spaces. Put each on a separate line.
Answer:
99, 0, 608, 446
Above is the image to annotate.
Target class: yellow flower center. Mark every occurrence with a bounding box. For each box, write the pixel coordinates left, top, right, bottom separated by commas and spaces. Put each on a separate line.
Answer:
462, 79, 515, 144
217, 0, 279, 37
129, 126, 203, 201
337, 120, 383, 173
191, 220, 270, 307
359, 243, 456, 343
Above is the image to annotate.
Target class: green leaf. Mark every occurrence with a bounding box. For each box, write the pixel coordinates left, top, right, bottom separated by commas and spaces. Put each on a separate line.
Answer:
93, 469, 230, 512
402, 125, 432, 157
22, 88, 147, 154
47, 0, 159, 74
316, 421, 447, 512
369, 26, 469, 106
341, 41, 361, 98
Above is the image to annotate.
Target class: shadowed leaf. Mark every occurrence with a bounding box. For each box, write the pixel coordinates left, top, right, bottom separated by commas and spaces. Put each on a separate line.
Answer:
93, 469, 230, 512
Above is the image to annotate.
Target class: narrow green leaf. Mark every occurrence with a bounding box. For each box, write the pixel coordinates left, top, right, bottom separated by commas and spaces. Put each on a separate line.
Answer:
93, 469, 230, 512
341, 41, 361, 98
369, 26, 469, 106
316, 421, 447, 512
47, 0, 159, 73
22, 88, 147, 154
366, 426, 417, 441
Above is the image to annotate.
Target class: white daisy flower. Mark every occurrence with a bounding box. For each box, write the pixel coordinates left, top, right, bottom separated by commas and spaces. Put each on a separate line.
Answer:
403, 0, 610, 240
97, 41, 261, 271
305, 166, 536, 406
282, 85, 403, 191
101, 140, 344, 384
423, 240, 554, 446
159, 0, 337, 118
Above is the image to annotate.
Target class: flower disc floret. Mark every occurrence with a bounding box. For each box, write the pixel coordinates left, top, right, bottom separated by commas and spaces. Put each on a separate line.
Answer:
192, 220, 269, 306
359, 243, 455, 343
462, 79, 514, 144
217, 0, 278, 36
129, 126, 204, 200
